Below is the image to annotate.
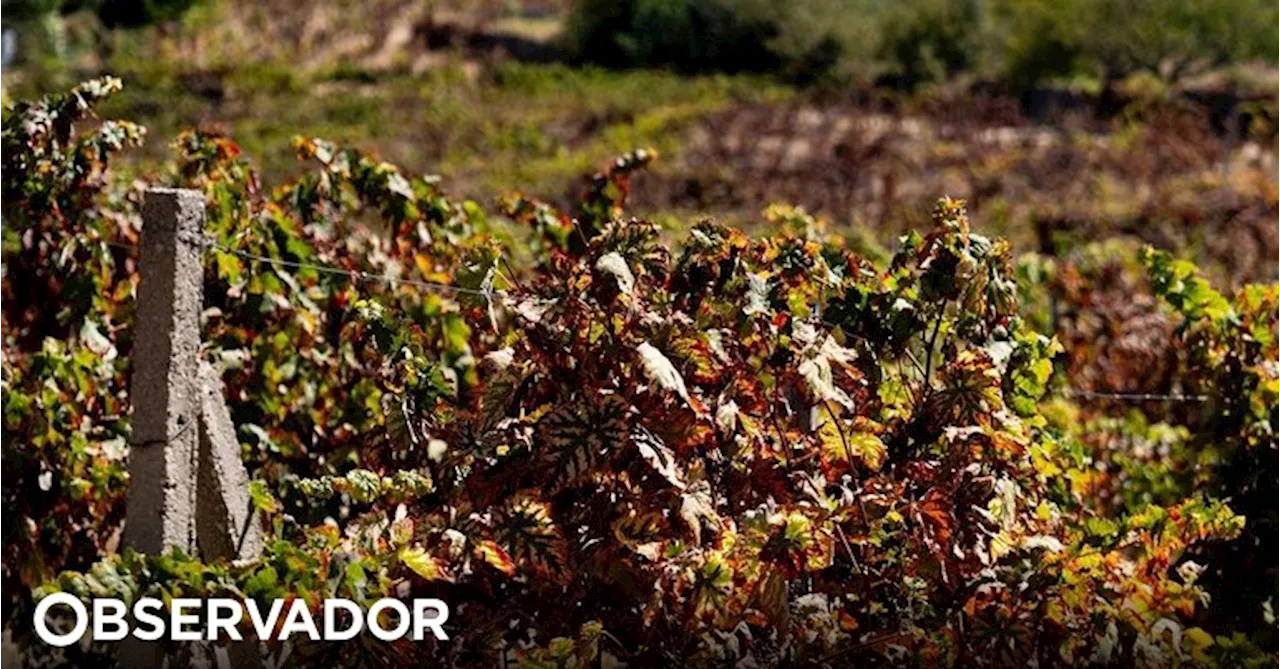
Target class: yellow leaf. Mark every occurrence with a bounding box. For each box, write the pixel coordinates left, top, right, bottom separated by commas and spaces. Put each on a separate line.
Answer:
817, 406, 886, 471
474, 540, 516, 577
1184, 626, 1216, 664
400, 547, 450, 582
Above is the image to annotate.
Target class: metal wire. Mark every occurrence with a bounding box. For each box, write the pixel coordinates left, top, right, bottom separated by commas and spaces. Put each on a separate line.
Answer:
108, 233, 506, 299
1058, 389, 1210, 403
215, 244, 506, 298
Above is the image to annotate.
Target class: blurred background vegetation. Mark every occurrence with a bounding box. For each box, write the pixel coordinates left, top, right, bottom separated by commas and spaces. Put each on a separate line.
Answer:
566, 0, 1276, 89
2, 0, 1277, 282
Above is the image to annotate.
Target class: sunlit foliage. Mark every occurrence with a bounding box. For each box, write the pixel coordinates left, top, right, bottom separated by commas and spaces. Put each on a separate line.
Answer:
3, 80, 1275, 667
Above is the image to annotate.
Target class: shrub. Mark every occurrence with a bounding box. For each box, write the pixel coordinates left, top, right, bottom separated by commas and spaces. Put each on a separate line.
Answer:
981, 0, 1279, 90
561, 0, 1003, 86
99, 0, 199, 27
566, 0, 1278, 90
1, 0, 62, 23
564, 0, 884, 84
876, 0, 986, 87
2, 78, 145, 630
1, 0, 198, 27
1140, 248, 1278, 644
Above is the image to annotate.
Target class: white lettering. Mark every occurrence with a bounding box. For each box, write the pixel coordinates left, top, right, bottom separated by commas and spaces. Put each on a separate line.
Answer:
324, 599, 363, 641
170, 599, 202, 641
33, 593, 88, 648
278, 599, 320, 641
412, 599, 450, 641
92, 599, 128, 641
31, 596, 451, 643
207, 600, 243, 641
132, 598, 165, 641
246, 599, 284, 641
367, 599, 410, 641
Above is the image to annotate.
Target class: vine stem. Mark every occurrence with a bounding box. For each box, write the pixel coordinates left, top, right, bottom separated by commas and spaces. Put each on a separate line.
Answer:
822, 399, 856, 470
922, 312, 944, 396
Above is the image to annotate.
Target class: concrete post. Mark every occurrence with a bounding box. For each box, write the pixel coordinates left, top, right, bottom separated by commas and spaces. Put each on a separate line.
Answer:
121, 188, 266, 669
197, 361, 264, 561
120, 188, 204, 669
124, 188, 205, 555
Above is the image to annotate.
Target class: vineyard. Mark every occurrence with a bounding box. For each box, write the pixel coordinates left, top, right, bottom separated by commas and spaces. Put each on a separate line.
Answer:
1, 65, 1277, 669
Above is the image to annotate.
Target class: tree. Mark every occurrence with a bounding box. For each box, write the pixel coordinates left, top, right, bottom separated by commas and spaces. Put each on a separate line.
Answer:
877, 0, 986, 87
565, 0, 885, 84
1075, 0, 1278, 84
0, 0, 198, 79
1, 0, 66, 22
988, 0, 1279, 92
93, 0, 199, 28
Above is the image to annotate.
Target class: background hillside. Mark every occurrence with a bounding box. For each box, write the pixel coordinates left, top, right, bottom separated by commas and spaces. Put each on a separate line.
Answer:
3, 0, 1277, 284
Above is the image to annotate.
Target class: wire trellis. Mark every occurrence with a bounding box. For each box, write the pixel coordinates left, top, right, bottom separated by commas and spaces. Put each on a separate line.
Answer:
216, 244, 506, 299
109, 233, 505, 299
1058, 389, 1210, 403
104, 233, 1214, 405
